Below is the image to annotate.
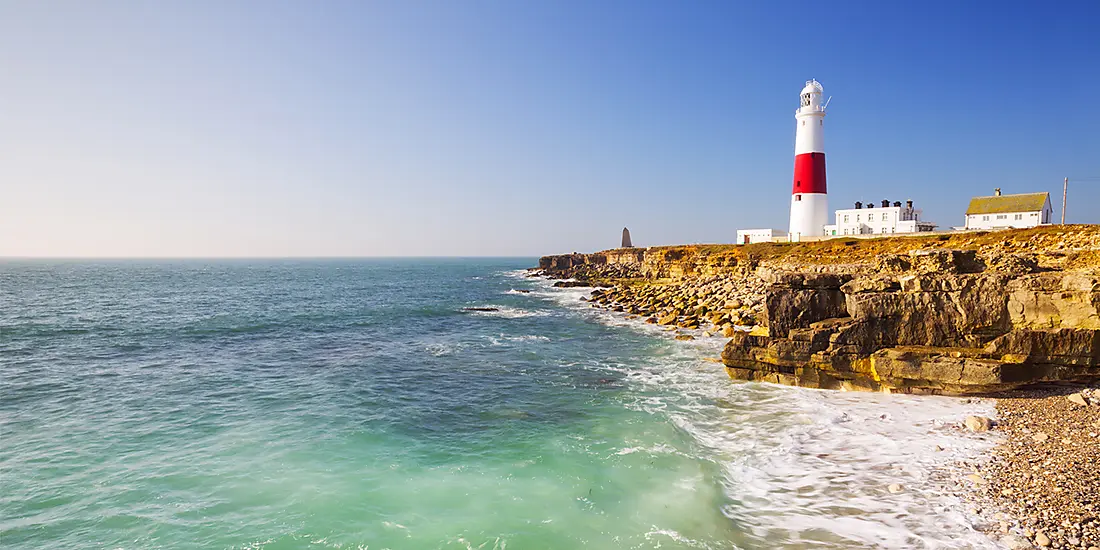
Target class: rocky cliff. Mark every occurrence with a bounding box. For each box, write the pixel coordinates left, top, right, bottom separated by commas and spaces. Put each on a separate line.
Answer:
538, 226, 1100, 394
723, 249, 1099, 394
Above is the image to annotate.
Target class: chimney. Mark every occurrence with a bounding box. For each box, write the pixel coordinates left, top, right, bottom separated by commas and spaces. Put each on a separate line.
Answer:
855, 201, 862, 209
881, 199, 890, 207
994, 188, 1002, 196
893, 201, 902, 207
906, 199, 913, 208
867, 201, 874, 208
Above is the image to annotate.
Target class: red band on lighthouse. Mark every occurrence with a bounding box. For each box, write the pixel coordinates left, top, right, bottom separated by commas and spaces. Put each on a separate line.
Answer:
792, 152, 827, 194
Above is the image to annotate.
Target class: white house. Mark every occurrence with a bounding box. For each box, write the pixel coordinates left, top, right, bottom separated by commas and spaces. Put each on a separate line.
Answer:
963, 189, 1053, 230
822, 199, 937, 237
736, 228, 787, 244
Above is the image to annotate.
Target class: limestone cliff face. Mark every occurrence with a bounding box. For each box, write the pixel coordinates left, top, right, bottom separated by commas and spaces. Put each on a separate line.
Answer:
1007, 273, 1100, 330
539, 246, 752, 280
722, 250, 1100, 394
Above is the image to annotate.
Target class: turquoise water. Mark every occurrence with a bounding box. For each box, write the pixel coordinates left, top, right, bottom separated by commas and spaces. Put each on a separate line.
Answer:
2, 260, 998, 549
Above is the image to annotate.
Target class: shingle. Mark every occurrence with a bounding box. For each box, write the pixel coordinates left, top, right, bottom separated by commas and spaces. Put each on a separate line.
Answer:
965, 193, 1049, 215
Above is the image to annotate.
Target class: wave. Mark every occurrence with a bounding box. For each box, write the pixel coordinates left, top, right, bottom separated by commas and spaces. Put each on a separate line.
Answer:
461, 306, 548, 319
530, 272, 1001, 548
424, 342, 468, 357
484, 334, 552, 347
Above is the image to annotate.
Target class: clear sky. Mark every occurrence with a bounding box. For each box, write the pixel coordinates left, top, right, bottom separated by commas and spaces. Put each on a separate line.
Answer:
2, 0, 1098, 257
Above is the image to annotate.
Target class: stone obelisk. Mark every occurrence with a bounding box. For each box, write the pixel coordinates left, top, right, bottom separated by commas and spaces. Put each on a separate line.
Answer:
621, 227, 633, 248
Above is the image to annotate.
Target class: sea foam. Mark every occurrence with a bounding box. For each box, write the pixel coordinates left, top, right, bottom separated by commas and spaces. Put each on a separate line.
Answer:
511, 269, 1001, 548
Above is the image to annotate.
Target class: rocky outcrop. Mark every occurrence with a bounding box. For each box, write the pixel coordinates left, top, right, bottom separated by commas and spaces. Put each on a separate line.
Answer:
1007, 273, 1100, 330
536, 252, 642, 283
538, 246, 755, 280
538, 226, 1100, 394
722, 250, 1100, 394
583, 273, 768, 332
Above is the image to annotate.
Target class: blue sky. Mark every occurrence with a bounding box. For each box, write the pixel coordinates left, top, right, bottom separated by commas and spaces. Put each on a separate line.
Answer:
2, 0, 1097, 257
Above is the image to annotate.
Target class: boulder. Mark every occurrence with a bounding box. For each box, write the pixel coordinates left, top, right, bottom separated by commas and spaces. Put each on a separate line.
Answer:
845, 273, 1011, 348
902, 249, 984, 274
1007, 273, 1100, 330
841, 276, 900, 294
1034, 531, 1051, 547
983, 328, 1100, 366
1000, 534, 1035, 550
765, 286, 848, 339
964, 416, 993, 432
983, 252, 1040, 274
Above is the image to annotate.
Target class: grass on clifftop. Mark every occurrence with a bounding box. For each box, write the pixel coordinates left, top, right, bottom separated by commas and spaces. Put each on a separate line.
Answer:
602, 225, 1100, 266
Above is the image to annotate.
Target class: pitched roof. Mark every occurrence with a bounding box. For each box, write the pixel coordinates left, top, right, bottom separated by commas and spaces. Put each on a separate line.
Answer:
965, 192, 1049, 215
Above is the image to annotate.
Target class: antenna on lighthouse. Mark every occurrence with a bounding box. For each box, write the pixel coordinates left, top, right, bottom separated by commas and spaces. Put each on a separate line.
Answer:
822, 96, 832, 110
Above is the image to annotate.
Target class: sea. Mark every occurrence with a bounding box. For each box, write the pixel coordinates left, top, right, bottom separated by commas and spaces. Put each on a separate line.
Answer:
0, 259, 1001, 549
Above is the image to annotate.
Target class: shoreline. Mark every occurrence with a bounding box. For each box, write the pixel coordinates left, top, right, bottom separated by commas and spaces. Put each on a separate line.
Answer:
537, 269, 1098, 549
524, 270, 1006, 547
533, 226, 1100, 549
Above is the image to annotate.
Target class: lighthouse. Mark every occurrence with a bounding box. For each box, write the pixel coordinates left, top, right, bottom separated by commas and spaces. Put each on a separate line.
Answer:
788, 79, 828, 241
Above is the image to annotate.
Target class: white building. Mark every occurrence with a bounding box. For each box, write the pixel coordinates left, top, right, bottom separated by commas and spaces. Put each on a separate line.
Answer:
737, 228, 787, 244
823, 199, 937, 237
963, 189, 1052, 230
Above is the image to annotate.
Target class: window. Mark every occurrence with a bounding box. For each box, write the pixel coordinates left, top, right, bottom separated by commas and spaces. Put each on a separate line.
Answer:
982, 215, 989, 221
856, 215, 861, 222
996, 214, 1007, 220
843, 229, 848, 235
843, 215, 849, 223
1015, 214, 1022, 220
795, 195, 801, 202
802, 120, 806, 126
883, 213, 889, 221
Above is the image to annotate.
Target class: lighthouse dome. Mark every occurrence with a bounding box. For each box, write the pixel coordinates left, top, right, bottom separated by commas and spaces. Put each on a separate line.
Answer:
798, 79, 824, 111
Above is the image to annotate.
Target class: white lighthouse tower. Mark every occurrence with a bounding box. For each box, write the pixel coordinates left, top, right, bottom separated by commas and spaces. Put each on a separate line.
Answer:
788, 79, 829, 241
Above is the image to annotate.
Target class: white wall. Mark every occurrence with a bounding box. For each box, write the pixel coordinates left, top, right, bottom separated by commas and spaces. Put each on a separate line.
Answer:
823, 206, 934, 236
964, 209, 1049, 230
736, 229, 786, 244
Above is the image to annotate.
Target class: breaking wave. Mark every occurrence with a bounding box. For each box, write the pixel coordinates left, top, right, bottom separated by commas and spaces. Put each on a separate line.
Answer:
508, 269, 1001, 548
